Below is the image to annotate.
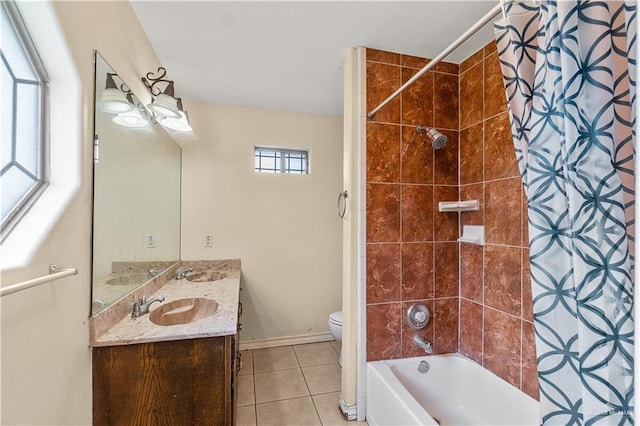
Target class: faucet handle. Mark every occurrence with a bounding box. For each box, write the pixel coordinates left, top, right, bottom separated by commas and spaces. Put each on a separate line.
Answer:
139, 295, 146, 304
131, 301, 142, 317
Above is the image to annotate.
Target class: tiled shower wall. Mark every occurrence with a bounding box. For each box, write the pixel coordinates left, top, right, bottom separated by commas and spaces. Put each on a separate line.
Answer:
364, 43, 538, 399
458, 41, 538, 399
365, 48, 461, 361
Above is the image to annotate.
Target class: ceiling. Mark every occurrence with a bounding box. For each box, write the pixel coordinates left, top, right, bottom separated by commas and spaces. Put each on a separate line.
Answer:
131, 1, 499, 116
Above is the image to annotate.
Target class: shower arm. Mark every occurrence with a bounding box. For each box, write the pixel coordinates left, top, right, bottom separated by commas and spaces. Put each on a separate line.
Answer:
367, 0, 509, 119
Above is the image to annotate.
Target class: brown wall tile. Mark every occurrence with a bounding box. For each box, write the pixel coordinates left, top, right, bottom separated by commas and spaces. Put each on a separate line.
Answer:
402, 185, 434, 242
434, 242, 459, 298
484, 245, 522, 316
521, 320, 539, 399
365, 45, 537, 395
460, 299, 483, 364
401, 54, 429, 69
367, 183, 401, 242
402, 243, 434, 300
483, 40, 498, 57
433, 298, 459, 354
434, 73, 459, 129
433, 186, 459, 241
483, 52, 508, 119
458, 42, 537, 399
367, 123, 400, 182
485, 178, 522, 246
484, 112, 519, 180
367, 303, 402, 361
434, 129, 459, 185
460, 62, 484, 129
433, 61, 459, 75
366, 244, 401, 304
522, 249, 533, 322
460, 49, 484, 74
460, 122, 484, 184
484, 307, 521, 388
401, 68, 434, 126
461, 244, 483, 303
460, 184, 483, 227
402, 125, 434, 184
365, 47, 458, 363
367, 61, 401, 124
367, 48, 401, 65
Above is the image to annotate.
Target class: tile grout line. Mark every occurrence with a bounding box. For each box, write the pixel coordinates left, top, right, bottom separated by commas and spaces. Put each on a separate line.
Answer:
249, 343, 343, 425
293, 345, 315, 400
251, 349, 257, 419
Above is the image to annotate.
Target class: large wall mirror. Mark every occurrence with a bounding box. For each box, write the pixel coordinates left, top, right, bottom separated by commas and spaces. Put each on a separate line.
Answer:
91, 52, 181, 315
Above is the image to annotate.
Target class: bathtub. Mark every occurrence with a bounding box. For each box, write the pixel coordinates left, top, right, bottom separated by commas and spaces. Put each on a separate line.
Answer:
366, 354, 540, 426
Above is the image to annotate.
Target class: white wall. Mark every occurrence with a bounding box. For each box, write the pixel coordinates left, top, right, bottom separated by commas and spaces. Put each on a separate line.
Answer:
1, 2, 167, 424
181, 102, 343, 342
92, 118, 181, 279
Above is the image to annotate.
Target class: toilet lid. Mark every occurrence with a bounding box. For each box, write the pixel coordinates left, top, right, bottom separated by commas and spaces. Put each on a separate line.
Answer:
329, 311, 342, 325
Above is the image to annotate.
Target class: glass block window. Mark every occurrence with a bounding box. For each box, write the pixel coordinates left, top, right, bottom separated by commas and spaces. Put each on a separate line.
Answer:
254, 147, 308, 174
1, 1, 48, 236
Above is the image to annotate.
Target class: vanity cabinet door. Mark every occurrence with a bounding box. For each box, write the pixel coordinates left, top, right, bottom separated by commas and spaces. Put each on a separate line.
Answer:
93, 336, 233, 426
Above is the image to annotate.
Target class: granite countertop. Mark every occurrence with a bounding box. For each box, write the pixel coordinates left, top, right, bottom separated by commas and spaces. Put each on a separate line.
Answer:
91, 265, 241, 347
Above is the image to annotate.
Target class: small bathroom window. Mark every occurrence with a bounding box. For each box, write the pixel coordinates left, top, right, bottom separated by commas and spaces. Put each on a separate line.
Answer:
1, 0, 49, 239
254, 146, 309, 174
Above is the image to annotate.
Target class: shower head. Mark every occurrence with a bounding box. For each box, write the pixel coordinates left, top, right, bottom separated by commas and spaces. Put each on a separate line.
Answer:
416, 126, 448, 150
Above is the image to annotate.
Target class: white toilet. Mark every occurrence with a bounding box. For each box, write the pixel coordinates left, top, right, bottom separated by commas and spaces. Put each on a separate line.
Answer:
328, 311, 343, 366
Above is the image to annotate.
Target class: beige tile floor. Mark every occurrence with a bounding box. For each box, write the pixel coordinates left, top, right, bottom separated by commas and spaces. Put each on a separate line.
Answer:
236, 341, 368, 426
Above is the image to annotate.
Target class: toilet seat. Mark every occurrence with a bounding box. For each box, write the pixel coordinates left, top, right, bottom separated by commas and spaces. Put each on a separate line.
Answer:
329, 311, 342, 326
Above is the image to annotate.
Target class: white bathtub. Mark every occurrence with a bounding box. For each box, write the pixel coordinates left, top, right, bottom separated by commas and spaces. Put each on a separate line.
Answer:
366, 354, 540, 426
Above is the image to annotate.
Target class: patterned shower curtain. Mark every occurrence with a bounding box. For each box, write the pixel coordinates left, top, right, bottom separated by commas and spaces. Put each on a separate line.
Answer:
494, 1, 636, 424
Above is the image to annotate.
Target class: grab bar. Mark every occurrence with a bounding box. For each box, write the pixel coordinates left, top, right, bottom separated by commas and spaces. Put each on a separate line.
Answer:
0, 264, 78, 297
337, 190, 349, 218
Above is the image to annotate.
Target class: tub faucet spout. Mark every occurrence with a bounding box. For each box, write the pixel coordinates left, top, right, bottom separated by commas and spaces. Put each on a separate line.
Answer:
413, 335, 433, 353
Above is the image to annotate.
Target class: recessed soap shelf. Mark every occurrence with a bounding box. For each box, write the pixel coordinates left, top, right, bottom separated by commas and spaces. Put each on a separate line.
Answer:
438, 200, 479, 212
458, 225, 485, 246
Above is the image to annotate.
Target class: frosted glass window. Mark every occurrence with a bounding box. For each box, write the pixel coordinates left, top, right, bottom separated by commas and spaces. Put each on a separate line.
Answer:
254, 147, 308, 174
0, 1, 48, 236
284, 152, 306, 174
254, 149, 281, 173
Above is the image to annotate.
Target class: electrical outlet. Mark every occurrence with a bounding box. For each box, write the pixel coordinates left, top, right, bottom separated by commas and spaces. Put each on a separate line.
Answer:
145, 234, 155, 248
204, 234, 213, 247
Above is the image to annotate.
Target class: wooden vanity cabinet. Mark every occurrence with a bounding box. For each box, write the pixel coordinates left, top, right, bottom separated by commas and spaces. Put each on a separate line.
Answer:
93, 334, 238, 426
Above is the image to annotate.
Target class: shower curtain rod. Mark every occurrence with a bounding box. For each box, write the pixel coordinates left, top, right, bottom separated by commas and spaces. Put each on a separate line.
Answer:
367, 0, 507, 119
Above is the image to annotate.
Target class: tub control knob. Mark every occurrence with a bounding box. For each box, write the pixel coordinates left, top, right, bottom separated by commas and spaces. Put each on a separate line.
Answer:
406, 303, 430, 330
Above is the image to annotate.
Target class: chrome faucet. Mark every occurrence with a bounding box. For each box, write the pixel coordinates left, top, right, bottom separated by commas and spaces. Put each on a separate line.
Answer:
175, 267, 194, 280
413, 335, 433, 353
149, 269, 160, 276
131, 295, 165, 317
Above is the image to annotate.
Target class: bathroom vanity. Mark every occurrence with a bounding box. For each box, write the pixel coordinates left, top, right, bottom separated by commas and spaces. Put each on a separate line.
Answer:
90, 260, 242, 426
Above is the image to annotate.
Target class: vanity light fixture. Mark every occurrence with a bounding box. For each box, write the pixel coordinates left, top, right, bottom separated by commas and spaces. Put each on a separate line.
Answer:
98, 73, 134, 114
160, 98, 193, 132
113, 104, 150, 128
141, 67, 182, 119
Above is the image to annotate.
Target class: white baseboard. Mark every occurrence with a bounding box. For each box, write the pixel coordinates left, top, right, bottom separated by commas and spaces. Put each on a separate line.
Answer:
239, 332, 334, 351
340, 396, 358, 421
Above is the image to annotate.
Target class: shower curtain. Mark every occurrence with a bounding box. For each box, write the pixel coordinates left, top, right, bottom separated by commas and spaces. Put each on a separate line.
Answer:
494, 1, 636, 424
